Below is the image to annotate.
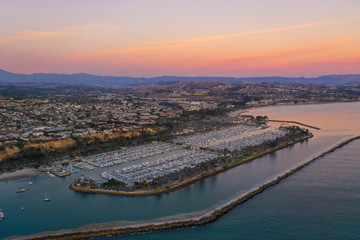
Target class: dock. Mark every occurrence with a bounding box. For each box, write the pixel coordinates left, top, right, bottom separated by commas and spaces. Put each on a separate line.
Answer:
50, 169, 72, 177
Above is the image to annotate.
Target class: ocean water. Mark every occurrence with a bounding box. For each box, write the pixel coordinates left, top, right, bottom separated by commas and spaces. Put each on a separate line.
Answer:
110, 139, 360, 240
1, 102, 360, 239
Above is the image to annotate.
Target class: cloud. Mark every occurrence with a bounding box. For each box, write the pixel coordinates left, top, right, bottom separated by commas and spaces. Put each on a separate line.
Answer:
74, 16, 356, 58
0, 31, 66, 44
73, 44, 188, 59
208, 38, 349, 67
197, 52, 360, 77
137, 16, 357, 47
0, 25, 114, 44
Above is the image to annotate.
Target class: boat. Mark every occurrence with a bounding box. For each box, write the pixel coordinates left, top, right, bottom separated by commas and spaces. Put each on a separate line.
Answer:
16, 188, 29, 193
43, 192, 51, 202
0, 209, 4, 221
47, 172, 56, 178
29, 181, 33, 185
21, 206, 24, 211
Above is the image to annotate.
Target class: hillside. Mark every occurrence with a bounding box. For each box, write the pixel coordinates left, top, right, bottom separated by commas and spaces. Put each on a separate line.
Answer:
0, 69, 360, 86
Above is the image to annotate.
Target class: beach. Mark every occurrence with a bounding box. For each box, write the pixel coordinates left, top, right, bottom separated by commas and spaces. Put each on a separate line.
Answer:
0, 168, 42, 182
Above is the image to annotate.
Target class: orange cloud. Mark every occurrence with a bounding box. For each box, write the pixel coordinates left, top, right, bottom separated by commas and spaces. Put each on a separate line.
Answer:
0, 31, 66, 44
197, 53, 360, 76
0, 25, 113, 44
207, 38, 349, 67
70, 16, 356, 59
74, 43, 187, 59
137, 16, 357, 47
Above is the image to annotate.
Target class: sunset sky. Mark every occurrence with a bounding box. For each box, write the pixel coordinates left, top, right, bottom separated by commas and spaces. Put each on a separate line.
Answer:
1, 0, 360, 77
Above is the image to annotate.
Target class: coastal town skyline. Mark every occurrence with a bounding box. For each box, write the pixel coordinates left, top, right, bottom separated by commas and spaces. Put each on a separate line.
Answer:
1, 0, 360, 77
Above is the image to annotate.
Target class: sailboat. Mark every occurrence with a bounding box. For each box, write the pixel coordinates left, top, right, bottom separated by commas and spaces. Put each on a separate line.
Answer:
0, 209, 5, 221
43, 192, 51, 202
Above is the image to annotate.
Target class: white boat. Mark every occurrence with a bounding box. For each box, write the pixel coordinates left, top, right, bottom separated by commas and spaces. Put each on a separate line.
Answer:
43, 192, 51, 202
29, 181, 33, 185
0, 209, 5, 221
16, 188, 29, 193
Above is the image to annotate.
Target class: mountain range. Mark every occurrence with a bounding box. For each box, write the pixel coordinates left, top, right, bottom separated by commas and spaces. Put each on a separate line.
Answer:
1, 69, 360, 86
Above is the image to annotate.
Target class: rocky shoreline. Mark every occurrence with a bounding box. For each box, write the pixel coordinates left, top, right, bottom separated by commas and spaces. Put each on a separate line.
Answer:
70, 134, 313, 197
10, 135, 360, 240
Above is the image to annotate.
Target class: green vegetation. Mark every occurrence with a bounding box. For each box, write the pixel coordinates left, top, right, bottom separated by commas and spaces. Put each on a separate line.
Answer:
103, 179, 126, 189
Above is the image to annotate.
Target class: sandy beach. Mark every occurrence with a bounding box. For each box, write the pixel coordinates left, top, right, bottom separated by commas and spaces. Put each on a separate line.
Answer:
0, 168, 43, 182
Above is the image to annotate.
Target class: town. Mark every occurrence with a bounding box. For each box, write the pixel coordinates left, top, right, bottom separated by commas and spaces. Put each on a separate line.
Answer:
0, 81, 359, 174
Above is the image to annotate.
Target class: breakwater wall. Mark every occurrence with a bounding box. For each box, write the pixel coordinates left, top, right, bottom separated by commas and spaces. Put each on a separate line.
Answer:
10, 135, 360, 240
267, 119, 321, 130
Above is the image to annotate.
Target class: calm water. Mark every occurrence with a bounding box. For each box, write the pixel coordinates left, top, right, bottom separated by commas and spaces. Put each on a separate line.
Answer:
113, 139, 360, 240
1, 102, 360, 239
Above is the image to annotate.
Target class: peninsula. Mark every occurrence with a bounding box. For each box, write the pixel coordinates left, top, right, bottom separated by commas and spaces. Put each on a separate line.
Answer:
70, 124, 313, 196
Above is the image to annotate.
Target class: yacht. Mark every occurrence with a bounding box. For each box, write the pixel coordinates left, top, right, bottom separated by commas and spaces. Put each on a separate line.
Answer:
16, 188, 29, 193
0, 209, 4, 221
43, 192, 51, 202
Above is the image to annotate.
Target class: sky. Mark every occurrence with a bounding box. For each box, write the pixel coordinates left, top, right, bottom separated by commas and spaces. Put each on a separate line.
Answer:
1, 0, 360, 77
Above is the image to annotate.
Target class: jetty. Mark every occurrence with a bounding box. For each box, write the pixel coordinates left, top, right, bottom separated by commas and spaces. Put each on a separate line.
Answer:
238, 114, 321, 130
267, 120, 321, 130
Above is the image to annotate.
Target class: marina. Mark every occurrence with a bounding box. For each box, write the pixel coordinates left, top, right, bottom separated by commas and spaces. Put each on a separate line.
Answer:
81, 143, 183, 168
208, 128, 288, 152
173, 125, 261, 147
70, 124, 295, 187
1, 102, 360, 239
12, 135, 360, 240
101, 149, 219, 185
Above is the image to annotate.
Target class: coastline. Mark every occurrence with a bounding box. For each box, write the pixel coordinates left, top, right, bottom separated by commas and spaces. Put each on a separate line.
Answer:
70, 134, 313, 197
0, 168, 42, 182
10, 135, 360, 240
228, 100, 360, 118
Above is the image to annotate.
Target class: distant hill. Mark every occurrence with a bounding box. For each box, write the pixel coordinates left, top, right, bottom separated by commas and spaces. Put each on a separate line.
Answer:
0, 69, 359, 86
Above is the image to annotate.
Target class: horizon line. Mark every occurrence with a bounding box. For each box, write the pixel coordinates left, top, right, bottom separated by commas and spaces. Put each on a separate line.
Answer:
1, 68, 359, 79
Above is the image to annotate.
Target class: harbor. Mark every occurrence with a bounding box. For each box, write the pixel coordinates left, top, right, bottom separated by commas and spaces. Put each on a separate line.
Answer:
70, 124, 298, 188
1, 102, 360, 239
10, 135, 360, 240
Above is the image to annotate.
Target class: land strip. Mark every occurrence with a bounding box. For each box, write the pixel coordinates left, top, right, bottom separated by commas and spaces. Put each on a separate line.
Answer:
70, 134, 312, 196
